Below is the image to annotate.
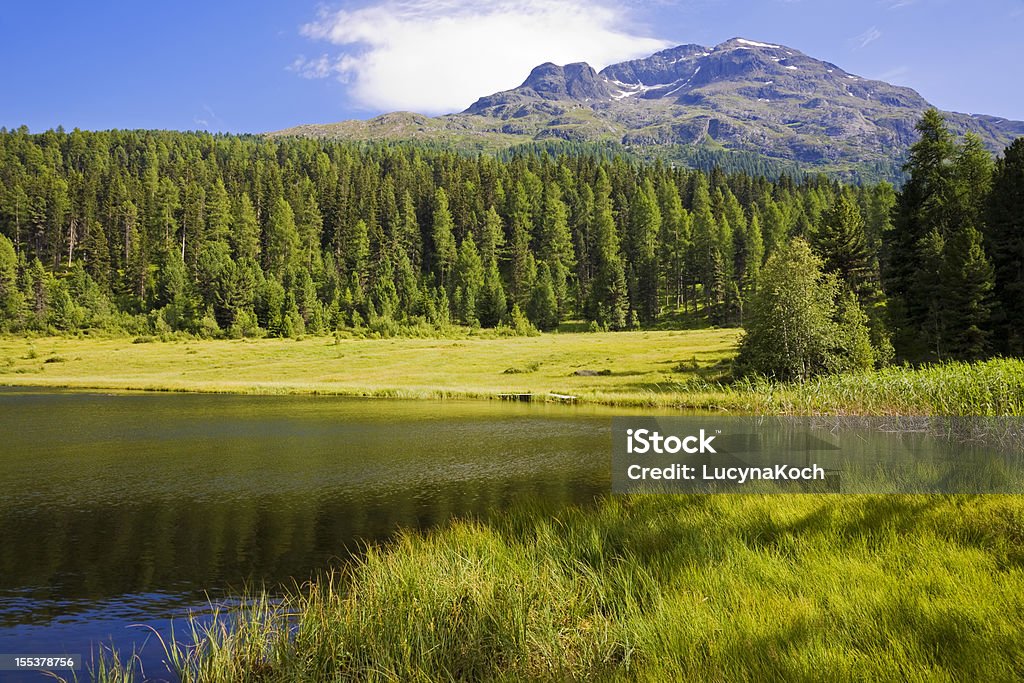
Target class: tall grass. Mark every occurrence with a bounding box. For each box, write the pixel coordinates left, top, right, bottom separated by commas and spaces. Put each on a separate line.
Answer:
89, 494, 1024, 681
775, 358, 1024, 416
693, 358, 1024, 416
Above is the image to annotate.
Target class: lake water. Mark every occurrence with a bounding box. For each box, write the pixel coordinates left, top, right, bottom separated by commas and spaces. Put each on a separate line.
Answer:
0, 388, 626, 681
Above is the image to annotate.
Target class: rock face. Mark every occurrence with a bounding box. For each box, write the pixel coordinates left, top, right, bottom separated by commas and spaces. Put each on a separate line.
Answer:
459, 37, 1024, 163
274, 38, 1024, 174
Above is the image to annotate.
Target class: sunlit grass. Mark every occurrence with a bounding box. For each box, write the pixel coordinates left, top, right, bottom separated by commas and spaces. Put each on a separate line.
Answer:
83, 494, 1024, 681
4, 333, 1024, 415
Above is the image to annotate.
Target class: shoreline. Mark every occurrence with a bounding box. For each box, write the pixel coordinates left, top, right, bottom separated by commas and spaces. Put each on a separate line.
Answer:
2, 333, 1023, 416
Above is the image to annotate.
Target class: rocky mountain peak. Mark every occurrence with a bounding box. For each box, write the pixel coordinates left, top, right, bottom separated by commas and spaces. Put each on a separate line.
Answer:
277, 38, 1024, 179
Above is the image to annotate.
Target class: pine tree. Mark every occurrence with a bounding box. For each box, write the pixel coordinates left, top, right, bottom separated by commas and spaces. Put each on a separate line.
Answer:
264, 197, 299, 279
478, 206, 504, 269
431, 188, 457, 288
0, 234, 22, 328
231, 193, 260, 262
813, 191, 872, 290
453, 233, 484, 325
986, 138, 1024, 353
588, 169, 627, 329
629, 179, 661, 323
742, 211, 764, 296
657, 177, 689, 311
478, 260, 507, 328
527, 262, 559, 331
886, 109, 958, 357
399, 190, 422, 270
690, 174, 722, 317
942, 226, 994, 360
538, 180, 575, 314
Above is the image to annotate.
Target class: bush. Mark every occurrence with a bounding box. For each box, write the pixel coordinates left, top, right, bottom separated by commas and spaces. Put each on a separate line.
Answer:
736, 239, 874, 381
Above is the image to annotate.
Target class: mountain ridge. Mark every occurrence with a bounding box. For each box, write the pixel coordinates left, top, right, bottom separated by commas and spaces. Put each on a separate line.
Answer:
271, 37, 1024, 179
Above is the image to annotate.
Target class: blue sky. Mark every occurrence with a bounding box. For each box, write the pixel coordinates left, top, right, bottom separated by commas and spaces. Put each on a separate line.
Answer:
2, 0, 1022, 133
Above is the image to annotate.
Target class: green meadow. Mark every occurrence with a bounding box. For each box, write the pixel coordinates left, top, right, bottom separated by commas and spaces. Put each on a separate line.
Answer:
3, 330, 1024, 415
6, 332, 1023, 681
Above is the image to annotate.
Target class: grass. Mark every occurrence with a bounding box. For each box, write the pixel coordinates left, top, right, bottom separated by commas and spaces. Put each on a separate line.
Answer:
81, 494, 1024, 682
14, 330, 1019, 680
0, 329, 739, 404
3, 331, 1024, 415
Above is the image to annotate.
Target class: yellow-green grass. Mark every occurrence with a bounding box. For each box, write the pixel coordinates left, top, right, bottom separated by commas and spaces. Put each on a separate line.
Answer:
0, 330, 739, 407
86, 494, 1024, 682
4, 331, 1024, 415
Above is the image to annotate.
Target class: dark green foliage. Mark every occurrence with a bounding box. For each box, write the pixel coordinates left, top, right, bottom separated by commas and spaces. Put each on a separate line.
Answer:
885, 110, 997, 361
527, 262, 559, 331
986, 138, 1024, 354
0, 124, 1017, 357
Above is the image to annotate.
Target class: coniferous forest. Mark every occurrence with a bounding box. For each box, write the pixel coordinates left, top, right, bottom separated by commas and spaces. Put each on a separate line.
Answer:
1, 110, 1022, 376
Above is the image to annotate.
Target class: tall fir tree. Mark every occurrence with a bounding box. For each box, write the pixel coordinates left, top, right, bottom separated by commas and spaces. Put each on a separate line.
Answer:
986, 138, 1024, 353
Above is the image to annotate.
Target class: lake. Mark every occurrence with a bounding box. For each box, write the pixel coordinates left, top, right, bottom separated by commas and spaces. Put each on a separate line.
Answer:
0, 388, 625, 681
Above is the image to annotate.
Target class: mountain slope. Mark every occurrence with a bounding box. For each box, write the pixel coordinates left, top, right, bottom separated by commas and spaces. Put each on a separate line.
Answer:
273, 38, 1024, 177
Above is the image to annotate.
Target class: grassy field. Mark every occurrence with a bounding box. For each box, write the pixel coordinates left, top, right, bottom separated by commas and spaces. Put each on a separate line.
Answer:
4, 330, 1024, 415
87, 494, 1024, 682
0, 330, 739, 404
10, 330, 1019, 681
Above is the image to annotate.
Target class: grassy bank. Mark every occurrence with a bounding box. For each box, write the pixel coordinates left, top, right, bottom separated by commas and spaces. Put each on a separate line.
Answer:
3, 331, 1024, 415
88, 494, 1024, 682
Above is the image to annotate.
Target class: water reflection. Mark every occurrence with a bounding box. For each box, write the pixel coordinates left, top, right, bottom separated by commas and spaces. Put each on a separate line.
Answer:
0, 389, 617, 678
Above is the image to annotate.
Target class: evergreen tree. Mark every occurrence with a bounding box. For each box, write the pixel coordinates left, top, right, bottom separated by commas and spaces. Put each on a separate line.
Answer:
657, 177, 690, 311
431, 188, 457, 288
588, 169, 628, 329
478, 260, 507, 328
527, 262, 559, 331
986, 138, 1024, 353
0, 234, 22, 328
942, 226, 995, 360
629, 179, 661, 323
886, 109, 958, 357
264, 197, 299, 279
814, 191, 872, 288
231, 193, 261, 262
453, 233, 484, 325
479, 206, 504, 268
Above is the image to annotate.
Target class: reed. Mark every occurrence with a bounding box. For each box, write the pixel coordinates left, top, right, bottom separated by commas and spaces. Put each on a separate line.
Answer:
83, 494, 1024, 681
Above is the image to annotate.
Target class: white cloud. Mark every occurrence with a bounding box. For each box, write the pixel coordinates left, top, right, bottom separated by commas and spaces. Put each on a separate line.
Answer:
289, 55, 336, 80
852, 26, 882, 49
193, 105, 222, 131
297, 0, 672, 114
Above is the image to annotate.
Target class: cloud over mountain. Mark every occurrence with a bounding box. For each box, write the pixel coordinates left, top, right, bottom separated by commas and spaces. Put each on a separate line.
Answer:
296, 0, 671, 113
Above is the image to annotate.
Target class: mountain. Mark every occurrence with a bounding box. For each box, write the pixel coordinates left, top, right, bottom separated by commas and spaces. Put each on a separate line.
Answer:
272, 38, 1024, 179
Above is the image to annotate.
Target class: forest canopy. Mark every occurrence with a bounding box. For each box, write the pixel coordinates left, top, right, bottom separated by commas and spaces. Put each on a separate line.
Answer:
0, 110, 1021, 374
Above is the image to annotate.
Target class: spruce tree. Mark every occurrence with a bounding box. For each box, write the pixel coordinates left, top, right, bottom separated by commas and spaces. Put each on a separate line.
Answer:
527, 262, 559, 331
431, 188, 457, 288
942, 226, 994, 360
886, 109, 957, 357
630, 179, 661, 323
986, 138, 1024, 353
453, 233, 484, 325
264, 197, 299, 279
588, 169, 628, 329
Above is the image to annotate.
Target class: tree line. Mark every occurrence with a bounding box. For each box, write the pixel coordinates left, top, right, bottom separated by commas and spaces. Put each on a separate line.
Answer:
0, 112, 1021, 373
